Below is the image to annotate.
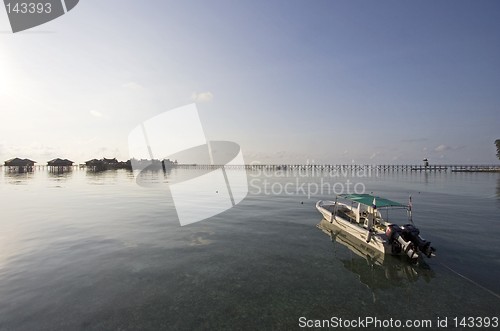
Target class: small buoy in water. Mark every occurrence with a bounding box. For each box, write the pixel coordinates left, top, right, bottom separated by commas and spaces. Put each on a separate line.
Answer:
300, 201, 304, 204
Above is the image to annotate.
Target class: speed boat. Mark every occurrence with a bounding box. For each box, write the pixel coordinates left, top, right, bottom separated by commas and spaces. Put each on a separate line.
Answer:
316, 194, 435, 260
317, 219, 435, 290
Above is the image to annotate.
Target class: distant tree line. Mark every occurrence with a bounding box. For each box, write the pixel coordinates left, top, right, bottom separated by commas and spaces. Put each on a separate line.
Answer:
496, 139, 500, 160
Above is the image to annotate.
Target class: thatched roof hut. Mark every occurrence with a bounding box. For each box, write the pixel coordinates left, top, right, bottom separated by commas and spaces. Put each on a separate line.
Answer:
85, 159, 102, 166
47, 158, 74, 167
85, 158, 105, 171
84, 158, 131, 171
4, 158, 36, 166
103, 157, 118, 164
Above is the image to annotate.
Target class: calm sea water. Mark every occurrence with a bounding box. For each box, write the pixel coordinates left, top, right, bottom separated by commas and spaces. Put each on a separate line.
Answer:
0, 167, 499, 330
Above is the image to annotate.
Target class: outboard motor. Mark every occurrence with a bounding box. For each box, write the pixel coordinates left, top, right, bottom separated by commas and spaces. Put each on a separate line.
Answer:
400, 224, 436, 258
386, 225, 419, 259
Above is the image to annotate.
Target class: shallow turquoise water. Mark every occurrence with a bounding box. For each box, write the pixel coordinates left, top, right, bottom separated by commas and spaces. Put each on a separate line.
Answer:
0, 168, 499, 330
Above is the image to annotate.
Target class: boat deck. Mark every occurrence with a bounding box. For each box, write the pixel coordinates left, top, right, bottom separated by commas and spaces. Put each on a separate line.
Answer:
322, 203, 387, 233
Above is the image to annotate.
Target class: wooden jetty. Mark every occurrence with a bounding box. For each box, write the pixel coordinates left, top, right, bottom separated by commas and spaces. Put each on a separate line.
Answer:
410, 166, 448, 171
3, 158, 499, 173
173, 163, 500, 173
450, 165, 500, 173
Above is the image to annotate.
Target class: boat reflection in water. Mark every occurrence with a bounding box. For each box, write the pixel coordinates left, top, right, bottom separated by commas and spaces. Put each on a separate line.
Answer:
317, 218, 435, 292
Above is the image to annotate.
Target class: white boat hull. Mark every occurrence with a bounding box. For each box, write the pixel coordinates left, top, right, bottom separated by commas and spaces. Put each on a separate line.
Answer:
316, 200, 392, 256
316, 195, 435, 259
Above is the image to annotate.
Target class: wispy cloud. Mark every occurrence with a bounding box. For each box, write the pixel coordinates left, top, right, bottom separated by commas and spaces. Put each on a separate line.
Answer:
433, 144, 465, 153
434, 144, 451, 152
191, 91, 214, 103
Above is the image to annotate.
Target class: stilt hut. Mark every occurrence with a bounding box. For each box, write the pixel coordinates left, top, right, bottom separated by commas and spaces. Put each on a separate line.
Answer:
4, 158, 36, 172
117, 160, 132, 170
85, 157, 132, 171
103, 158, 118, 165
85, 159, 106, 171
47, 158, 74, 172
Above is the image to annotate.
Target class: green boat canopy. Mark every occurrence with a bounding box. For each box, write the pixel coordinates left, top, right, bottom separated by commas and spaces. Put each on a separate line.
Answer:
339, 194, 406, 208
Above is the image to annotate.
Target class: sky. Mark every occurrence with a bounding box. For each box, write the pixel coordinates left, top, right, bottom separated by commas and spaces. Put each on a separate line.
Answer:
0, 0, 499, 164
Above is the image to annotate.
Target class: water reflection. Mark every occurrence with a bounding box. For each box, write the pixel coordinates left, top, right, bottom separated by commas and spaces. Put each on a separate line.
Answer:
47, 169, 74, 181
317, 218, 434, 292
135, 168, 172, 187
3, 170, 35, 184
85, 169, 120, 185
496, 176, 500, 199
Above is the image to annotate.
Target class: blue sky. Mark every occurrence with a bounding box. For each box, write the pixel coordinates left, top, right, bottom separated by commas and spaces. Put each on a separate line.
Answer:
1, 0, 499, 164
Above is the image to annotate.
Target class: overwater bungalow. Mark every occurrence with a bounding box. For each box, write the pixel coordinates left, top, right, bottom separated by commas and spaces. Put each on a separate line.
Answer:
47, 158, 74, 172
85, 158, 132, 171
103, 157, 118, 165
4, 158, 36, 172
117, 160, 132, 170
103, 157, 131, 169
85, 158, 106, 171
